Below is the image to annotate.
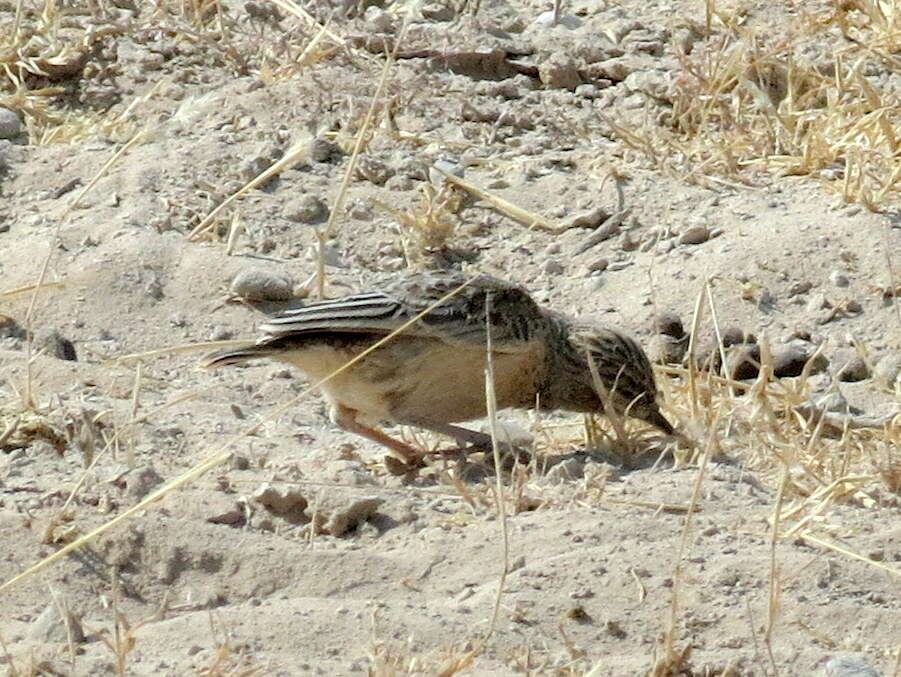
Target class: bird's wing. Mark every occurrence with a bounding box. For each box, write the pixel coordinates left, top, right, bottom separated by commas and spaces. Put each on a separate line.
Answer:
259, 273, 544, 348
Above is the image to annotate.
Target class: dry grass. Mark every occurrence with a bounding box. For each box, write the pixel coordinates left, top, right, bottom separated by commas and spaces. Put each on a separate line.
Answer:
1, 0, 899, 674
609, 1, 901, 209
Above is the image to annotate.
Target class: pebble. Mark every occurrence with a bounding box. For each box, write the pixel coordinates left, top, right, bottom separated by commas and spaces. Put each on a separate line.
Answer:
619, 231, 640, 251
0, 315, 27, 339
544, 457, 586, 483
310, 138, 341, 163
773, 344, 827, 378
542, 258, 564, 275
421, 2, 454, 21
816, 390, 852, 415
285, 195, 329, 225
829, 270, 850, 287
806, 292, 831, 312
835, 350, 869, 382
587, 257, 609, 272
570, 206, 609, 229
873, 352, 901, 389
125, 465, 164, 500
788, 280, 813, 297
654, 312, 684, 338
823, 655, 880, 677
534, 10, 583, 28
27, 602, 86, 644
538, 53, 582, 90
230, 268, 294, 301
312, 494, 384, 537
0, 107, 21, 139
253, 482, 308, 523
678, 224, 711, 245
725, 344, 761, 380
34, 328, 77, 361
429, 157, 464, 186
721, 326, 755, 347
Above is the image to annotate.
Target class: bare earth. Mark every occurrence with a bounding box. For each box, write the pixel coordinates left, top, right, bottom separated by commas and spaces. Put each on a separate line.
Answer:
0, 1, 899, 675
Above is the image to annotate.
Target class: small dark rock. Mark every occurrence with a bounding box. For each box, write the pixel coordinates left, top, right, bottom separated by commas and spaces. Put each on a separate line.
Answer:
126, 465, 164, 500
285, 195, 329, 225
654, 312, 684, 338
773, 342, 829, 378
35, 329, 77, 361
0, 314, 27, 339
722, 326, 755, 347
835, 350, 869, 382
726, 344, 761, 380
310, 138, 342, 163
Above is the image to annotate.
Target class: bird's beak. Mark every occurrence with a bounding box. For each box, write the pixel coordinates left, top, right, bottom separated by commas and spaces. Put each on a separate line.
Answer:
645, 407, 676, 436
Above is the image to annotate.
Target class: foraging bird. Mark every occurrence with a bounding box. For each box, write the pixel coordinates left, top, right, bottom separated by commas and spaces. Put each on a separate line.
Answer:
202, 272, 674, 466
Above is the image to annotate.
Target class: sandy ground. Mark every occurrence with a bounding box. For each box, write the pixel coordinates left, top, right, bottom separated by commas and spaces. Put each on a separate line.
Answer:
0, 0, 900, 675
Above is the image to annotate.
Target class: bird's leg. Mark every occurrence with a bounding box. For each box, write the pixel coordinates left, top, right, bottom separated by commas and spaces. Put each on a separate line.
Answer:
413, 422, 531, 466
414, 422, 495, 450
331, 405, 423, 465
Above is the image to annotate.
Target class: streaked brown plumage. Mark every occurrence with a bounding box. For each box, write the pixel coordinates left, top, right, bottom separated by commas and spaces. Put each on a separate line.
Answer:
202, 272, 674, 464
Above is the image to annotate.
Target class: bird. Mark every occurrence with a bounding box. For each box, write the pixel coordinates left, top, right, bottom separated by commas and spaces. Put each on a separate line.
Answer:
202, 272, 675, 467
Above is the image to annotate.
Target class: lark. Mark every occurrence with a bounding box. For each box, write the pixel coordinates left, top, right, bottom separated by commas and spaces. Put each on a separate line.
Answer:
203, 272, 675, 465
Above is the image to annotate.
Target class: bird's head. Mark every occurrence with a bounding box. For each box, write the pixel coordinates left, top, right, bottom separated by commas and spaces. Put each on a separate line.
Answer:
572, 325, 675, 435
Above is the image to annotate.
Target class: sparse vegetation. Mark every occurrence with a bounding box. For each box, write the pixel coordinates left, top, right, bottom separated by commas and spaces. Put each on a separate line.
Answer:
0, 0, 898, 675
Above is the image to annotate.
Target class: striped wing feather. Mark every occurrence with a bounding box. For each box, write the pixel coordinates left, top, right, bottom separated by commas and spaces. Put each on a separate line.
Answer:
260, 273, 543, 349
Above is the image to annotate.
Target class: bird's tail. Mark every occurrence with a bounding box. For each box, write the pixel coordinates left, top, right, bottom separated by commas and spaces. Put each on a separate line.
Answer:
201, 343, 275, 369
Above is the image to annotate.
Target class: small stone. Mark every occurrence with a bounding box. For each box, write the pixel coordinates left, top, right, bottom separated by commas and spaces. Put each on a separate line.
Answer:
0, 315, 27, 339
34, 329, 77, 361
829, 270, 850, 287
538, 53, 582, 90
253, 483, 308, 523
0, 108, 21, 140
570, 206, 609, 229
679, 224, 710, 245
823, 655, 879, 677
429, 157, 464, 185
835, 350, 869, 382
230, 268, 294, 301
420, 2, 454, 21
534, 10, 583, 28
845, 298, 862, 313
310, 138, 341, 163
654, 312, 684, 338
314, 495, 384, 537
789, 280, 812, 297
125, 465, 164, 500
587, 257, 609, 273
619, 231, 640, 251
816, 390, 853, 414
28, 602, 86, 644
725, 344, 761, 380
774, 342, 829, 377
544, 458, 585, 483
542, 258, 564, 275
807, 293, 831, 312
285, 195, 329, 225
209, 325, 233, 341
365, 5, 397, 29
721, 326, 754, 347
873, 353, 901, 389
